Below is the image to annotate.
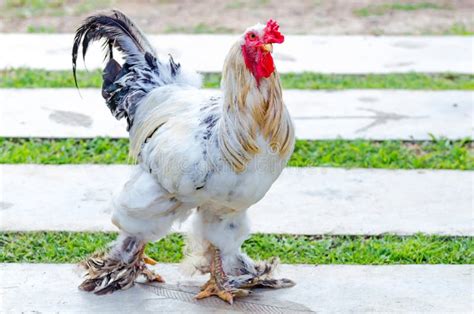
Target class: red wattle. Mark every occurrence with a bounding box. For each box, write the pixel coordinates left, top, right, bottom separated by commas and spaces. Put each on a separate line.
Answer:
256, 50, 275, 79
242, 45, 275, 84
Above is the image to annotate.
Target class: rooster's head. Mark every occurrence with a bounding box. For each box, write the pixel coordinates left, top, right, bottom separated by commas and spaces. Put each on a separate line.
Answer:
240, 19, 284, 83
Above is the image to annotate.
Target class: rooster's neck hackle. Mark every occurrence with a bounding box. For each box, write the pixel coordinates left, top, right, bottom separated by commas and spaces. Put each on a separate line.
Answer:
219, 43, 294, 173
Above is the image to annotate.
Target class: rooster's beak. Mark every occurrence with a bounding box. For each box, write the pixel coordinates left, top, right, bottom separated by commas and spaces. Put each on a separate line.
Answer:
262, 43, 273, 53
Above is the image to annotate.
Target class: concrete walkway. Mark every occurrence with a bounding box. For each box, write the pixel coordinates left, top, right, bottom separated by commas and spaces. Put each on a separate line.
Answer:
1, 165, 472, 235
1, 89, 472, 140
1, 264, 471, 312
0, 34, 472, 73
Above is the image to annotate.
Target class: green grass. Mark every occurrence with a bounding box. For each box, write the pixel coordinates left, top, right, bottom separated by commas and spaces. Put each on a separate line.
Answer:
1, 138, 472, 170
445, 23, 474, 36
1, 69, 473, 90
0, 138, 130, 165
354, 2, 445, 17
26, 24, 57, 33
1, 232, 472, 264
290, 138, 473, 170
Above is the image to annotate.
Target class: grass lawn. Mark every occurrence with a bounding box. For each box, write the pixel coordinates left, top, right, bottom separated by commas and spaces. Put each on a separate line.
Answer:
1, 137, 472, 170
1, 232, 472, 265
1, 69, 473, 90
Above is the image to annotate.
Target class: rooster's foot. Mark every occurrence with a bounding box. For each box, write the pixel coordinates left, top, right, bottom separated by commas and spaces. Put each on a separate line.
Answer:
195, 245, 249, 304
141, 265, 165, 283
196, 277, 249, 304
79, 237, 165, 294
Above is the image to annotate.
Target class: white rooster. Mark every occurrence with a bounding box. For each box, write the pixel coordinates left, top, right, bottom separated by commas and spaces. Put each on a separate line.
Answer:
72, 10, 295, 304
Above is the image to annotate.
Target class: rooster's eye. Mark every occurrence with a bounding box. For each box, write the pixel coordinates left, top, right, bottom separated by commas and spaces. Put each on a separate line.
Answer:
248, 33, 257, 40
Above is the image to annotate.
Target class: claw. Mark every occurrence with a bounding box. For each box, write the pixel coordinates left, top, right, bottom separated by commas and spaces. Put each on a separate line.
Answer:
195, 278, 250, 304
195, 279, 236, 304
141, 252, 165, 282
143, 255, 158, 265
141, 266, 166, 283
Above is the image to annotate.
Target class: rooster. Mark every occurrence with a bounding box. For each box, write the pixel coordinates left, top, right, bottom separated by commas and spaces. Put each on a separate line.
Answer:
72, 10, 295, 304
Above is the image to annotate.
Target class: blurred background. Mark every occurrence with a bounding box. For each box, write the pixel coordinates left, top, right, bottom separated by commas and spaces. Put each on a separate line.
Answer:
0, 0, 472, 35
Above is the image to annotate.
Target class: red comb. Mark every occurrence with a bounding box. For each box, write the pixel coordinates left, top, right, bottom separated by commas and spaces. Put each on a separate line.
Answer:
263, 19, 284, 44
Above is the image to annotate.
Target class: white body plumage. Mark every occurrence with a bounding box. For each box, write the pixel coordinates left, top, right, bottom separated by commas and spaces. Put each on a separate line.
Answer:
73, 12, 295, 297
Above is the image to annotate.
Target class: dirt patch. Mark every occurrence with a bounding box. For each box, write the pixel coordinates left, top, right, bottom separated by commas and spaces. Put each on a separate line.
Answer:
0, 0, 472, 35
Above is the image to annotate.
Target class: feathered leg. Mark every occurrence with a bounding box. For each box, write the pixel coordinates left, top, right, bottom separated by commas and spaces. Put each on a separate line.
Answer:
79, 234, 164, 295
184, 208, 295, 304
228, 254, 295, 290
195, 245, 249, 304
79, 166, 192, 295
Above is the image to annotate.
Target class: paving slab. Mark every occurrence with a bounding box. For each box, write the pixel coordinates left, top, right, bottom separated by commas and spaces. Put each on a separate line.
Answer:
0, 34, 472, 73
1, 165, 472, 235
0, 263, 472, 313
1, 89, 472, 140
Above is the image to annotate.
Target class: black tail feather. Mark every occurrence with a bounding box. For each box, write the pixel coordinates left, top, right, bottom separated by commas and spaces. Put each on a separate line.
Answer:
101, 58, 122, 99
72, 10, 155, 88
72, 10, 187, 130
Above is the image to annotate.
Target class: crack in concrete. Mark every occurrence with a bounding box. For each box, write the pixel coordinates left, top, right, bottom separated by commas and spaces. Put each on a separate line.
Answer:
293, 107, 428, 133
